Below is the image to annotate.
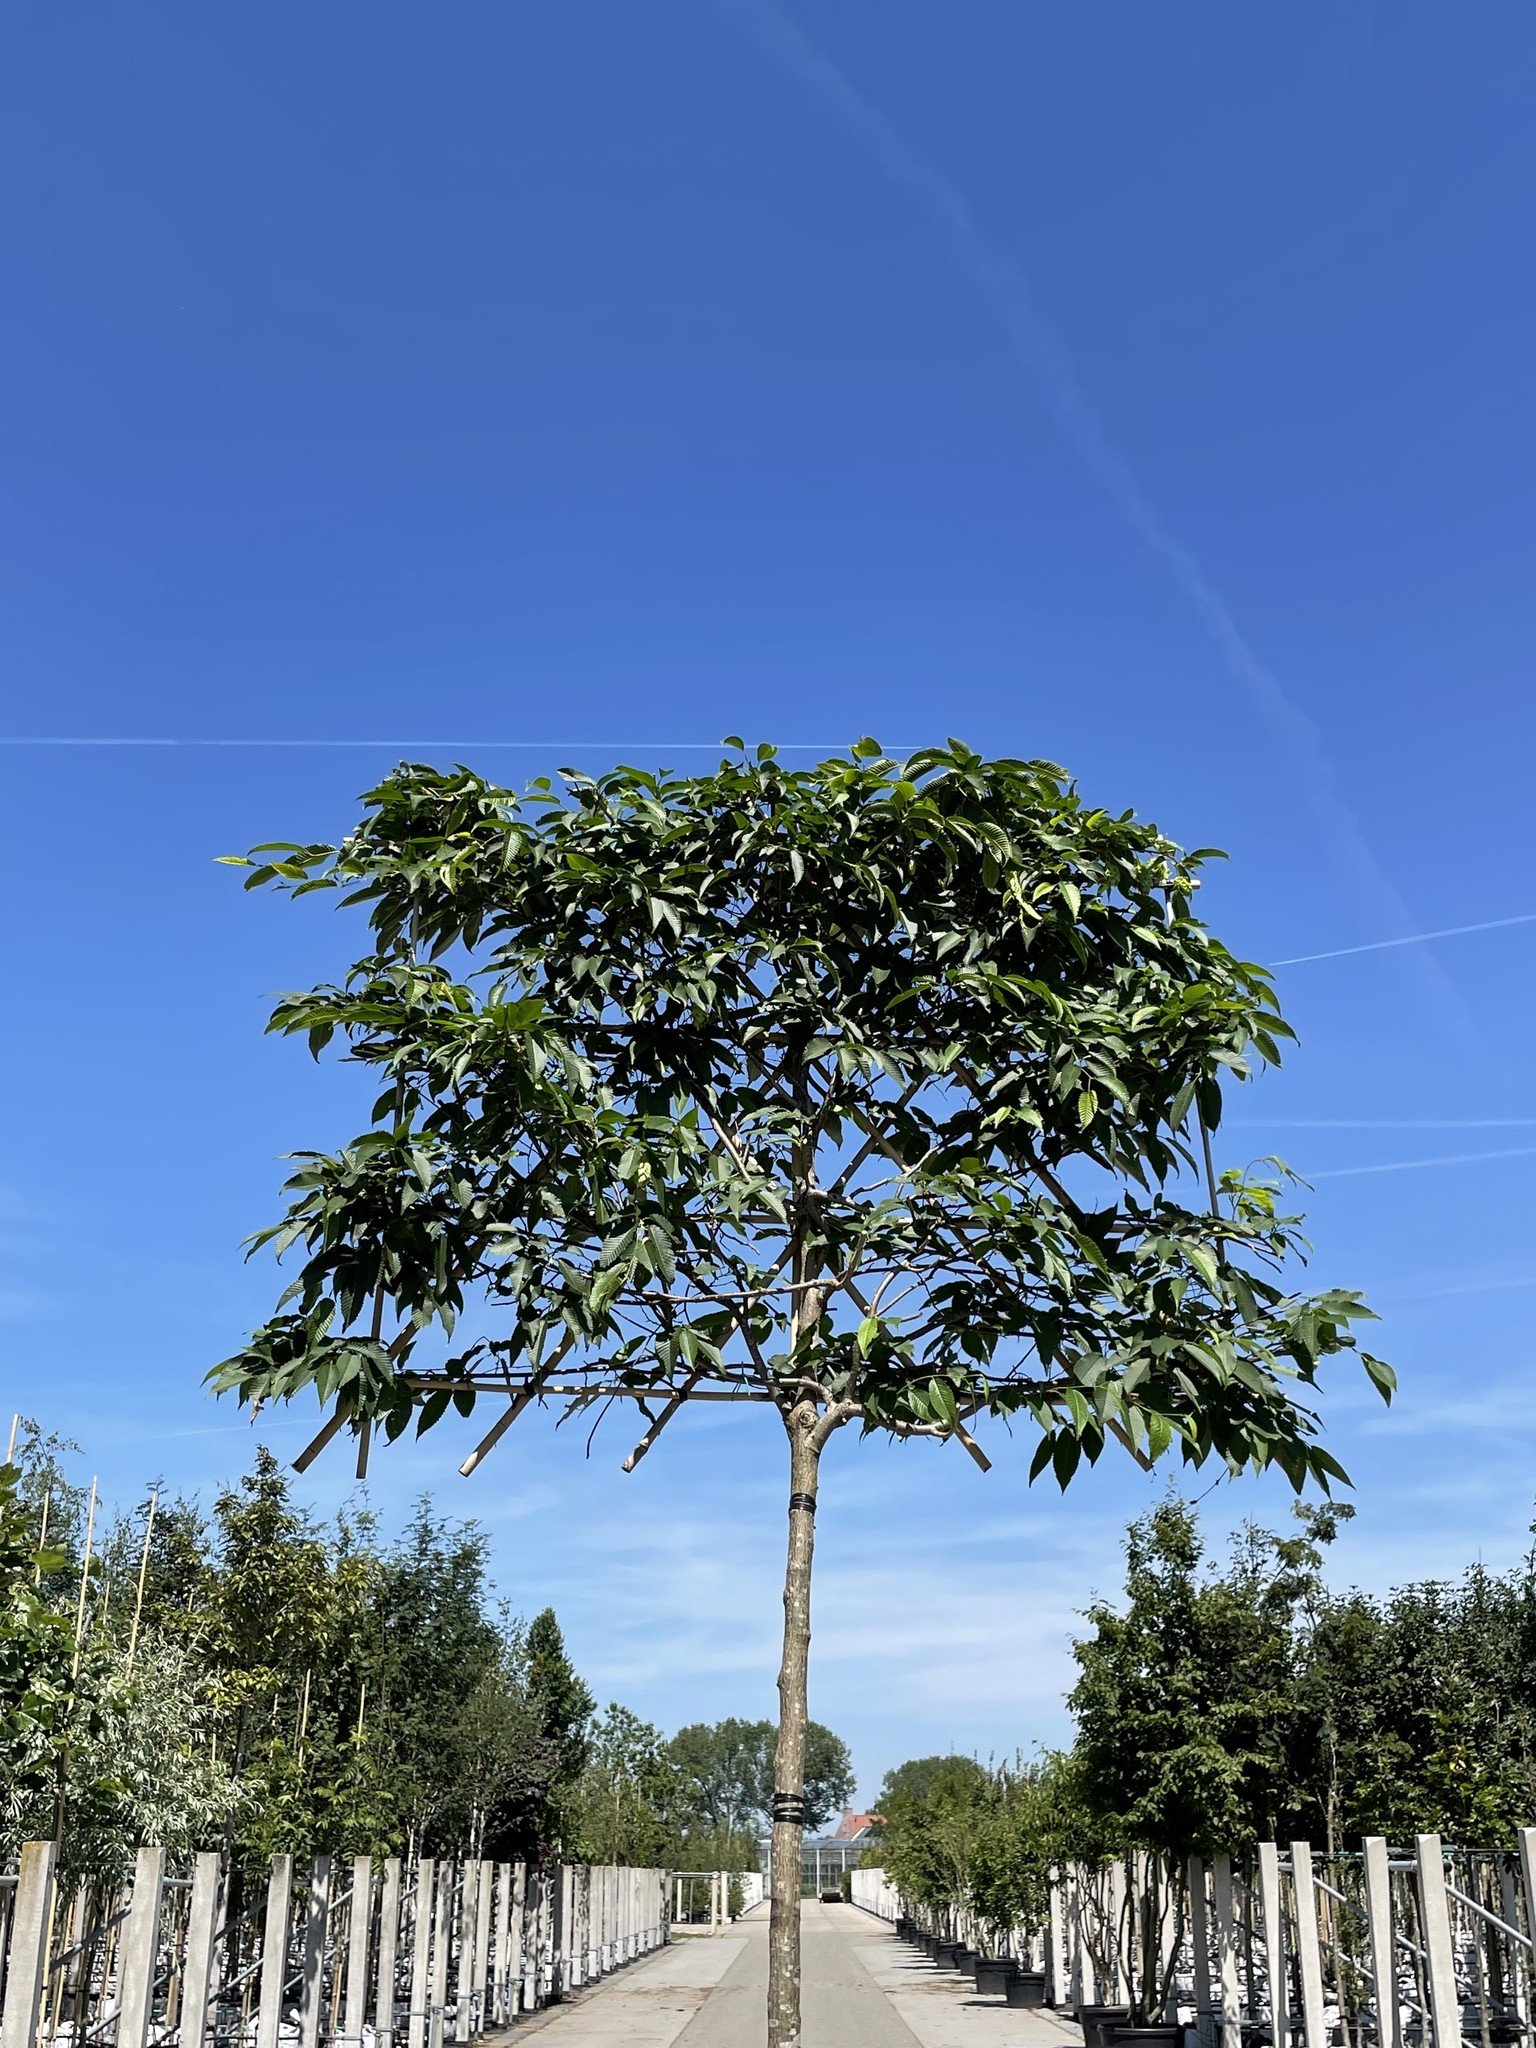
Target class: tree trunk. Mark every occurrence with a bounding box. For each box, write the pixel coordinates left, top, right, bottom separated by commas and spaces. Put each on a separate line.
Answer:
767, 1405, 821, 2048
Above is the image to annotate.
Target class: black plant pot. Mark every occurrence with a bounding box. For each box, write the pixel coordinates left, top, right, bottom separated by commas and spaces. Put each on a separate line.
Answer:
1110, 2027, 1183, 2048
975, 1960, 1016, 1998
1078, 2004, 1133, 2048
1007, 1972, 1049, 2008
955, 1948, 981, 1979
934, 1941, 962, 1968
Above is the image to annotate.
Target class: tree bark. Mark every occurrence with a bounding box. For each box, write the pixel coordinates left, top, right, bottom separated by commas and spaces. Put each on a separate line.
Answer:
767, 1404, 822, 2048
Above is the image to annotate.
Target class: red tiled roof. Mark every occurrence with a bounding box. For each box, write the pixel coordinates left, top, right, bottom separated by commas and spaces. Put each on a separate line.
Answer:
833, 1810, 883, 1840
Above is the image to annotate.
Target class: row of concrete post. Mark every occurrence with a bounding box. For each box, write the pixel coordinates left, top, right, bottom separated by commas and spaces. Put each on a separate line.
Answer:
854, 1828, 1536, 2048
0, 1840, 670, 2048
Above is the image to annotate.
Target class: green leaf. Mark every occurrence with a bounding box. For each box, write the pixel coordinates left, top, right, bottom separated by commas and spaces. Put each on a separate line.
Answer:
1362, 1353, 1397, 1403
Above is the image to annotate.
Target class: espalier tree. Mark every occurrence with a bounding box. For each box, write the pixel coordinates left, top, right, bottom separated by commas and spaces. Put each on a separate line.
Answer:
214, 739, 1390, 2048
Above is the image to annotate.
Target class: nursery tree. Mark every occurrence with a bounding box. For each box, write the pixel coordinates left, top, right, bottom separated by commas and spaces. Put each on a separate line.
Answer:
214, 740, 1388, 2048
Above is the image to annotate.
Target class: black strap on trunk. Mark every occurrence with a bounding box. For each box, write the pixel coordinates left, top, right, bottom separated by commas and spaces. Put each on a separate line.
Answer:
788, 1492, 817, 1516
772, 1791, 807, 1824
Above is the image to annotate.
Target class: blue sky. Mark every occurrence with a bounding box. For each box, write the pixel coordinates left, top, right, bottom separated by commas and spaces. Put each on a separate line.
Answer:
4, 2, 1536, 1804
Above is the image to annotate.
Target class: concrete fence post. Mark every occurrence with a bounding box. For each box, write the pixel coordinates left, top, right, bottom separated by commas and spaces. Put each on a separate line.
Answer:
377, 1859, 402, 2048
1517, 1831, 1536, 2040
1, 1842, 57, 2048
297, 1855, 331, 2048
257, 1856, 294, 2048
344, 1854, 372, 2048
1416, 1834, 1462, 2048
1290, 1843, 1327, 2048
1188, 1857, 1212, 2048
455, 1858, 479, 2038
548, 1862, 564, 1998
475, 1857, 494, 2031
180, 1850, 223, 2048
491, 1863, 511, 2026
573, 1865, 589, 1988
1362, 1838, 1400, 2048
1257, 1843, 1287, 2048
408, 1858, 435, 2048
1210, 1855, 1243, 2048
116, 1845, 168, 2048
514, 1867, 532, 2007
528, 1869, 547, 2010
429, 1861, 451, 2046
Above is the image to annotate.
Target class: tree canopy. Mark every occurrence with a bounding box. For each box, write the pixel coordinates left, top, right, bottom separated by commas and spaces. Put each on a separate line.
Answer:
669, 1716, 855, 1838
214, 740, 1387, 1487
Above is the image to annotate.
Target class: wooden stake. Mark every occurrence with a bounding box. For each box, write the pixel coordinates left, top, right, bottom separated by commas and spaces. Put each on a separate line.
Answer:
5, 1411, 18, 1462
460, 1383, 538, 1477
293, 1404, 352, 1474
126, 1491, 158, 1675
622, 1373, 703, 1472
460, 1335, 576, 1476
71, 1477, 98, 1679
951, 1418, 992, 1472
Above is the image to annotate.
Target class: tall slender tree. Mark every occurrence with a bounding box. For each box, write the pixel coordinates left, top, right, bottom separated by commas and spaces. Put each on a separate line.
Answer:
214, 739, 1388, 2048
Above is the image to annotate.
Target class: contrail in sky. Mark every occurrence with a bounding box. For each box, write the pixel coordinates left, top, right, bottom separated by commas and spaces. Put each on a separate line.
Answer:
1273, 911, 1536, 964
1312, 1145, 1536, 1180
707, 0, 1432, 955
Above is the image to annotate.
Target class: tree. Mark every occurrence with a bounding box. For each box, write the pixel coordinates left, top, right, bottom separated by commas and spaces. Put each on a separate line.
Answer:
668, 1716, 854, 1841
876, 1753, 991, 1918
737, 1720, 856, 1835
522, 1608, 594, 1853
213, 740, 1388, 2048
574, 1705, 684, 1865
874, 1750, 1076, 1941
667, 1718, 767, 1842
0, 1457, 76, 1859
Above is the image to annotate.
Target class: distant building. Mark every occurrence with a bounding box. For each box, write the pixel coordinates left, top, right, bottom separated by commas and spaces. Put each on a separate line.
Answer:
760, 1808, 885, 1892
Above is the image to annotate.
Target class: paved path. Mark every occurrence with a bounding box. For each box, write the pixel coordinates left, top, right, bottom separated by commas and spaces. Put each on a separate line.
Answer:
515, 1904, 1085, 2048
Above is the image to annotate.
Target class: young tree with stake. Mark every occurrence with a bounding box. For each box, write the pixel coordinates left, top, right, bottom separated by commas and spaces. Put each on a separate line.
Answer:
214, 739, 1390, 2048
